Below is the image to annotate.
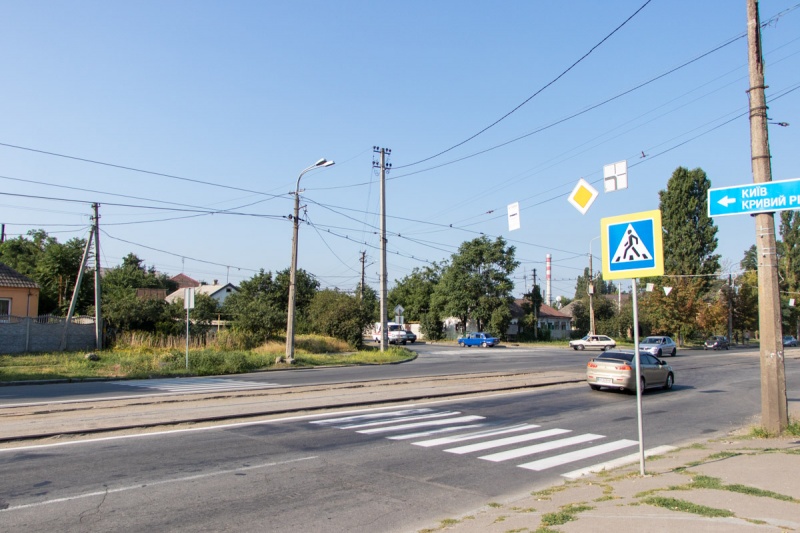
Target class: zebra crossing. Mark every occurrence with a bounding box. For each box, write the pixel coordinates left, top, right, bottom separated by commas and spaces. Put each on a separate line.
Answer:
113, 377, 285, 393
310, 407, 652, 477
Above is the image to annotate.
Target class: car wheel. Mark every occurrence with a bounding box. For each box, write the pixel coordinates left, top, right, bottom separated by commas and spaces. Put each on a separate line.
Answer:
725, 345, 729, 350
481, 341, 487, 348
572, 346, 578, 350
589, 384, 601, 391
671, 349, 676, 357
657, 349, 662, 357
458, 342, 464, 347
663, 373, 674, 390
578, 345, 585, 351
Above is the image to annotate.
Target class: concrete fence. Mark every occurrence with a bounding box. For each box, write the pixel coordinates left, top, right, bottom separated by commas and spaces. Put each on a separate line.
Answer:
0, 315, 97, 354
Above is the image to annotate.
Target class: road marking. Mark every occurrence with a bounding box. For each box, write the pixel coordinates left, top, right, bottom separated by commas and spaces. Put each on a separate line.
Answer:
357, 415, 485, 434
445, 428, 570, 455
518, 439, 638, 471
387, 424, 487, 440
0, 456, 317, 513
338, 411, 462, 429
413, 423, 541, 448
309, 408, 434, 425
113, 377, 284, 393
561, 445, 677, 479
479, 433, 603, 462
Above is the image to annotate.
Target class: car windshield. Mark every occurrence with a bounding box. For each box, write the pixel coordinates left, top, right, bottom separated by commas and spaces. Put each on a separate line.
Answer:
581, 335, 590, 341
643, 337, 661, 344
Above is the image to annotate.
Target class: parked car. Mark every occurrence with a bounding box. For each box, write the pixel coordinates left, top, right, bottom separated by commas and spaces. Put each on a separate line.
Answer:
457, 332, 499, 348
586, 351, 674, 393
405, 330, 417, 343
784, 335, 798, 347
704, 335, 729, 350
569, 334, 616, 351
372, 322, 408, 344
639, 336, 677, 357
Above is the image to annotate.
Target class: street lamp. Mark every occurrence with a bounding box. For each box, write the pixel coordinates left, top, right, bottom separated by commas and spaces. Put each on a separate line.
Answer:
589, 236, 600, 335
285, 158, 335, 363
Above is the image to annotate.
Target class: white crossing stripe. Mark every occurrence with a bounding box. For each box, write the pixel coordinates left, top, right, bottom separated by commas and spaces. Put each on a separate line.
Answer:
357, 415, 485, 434
518, 439, 638, 471
413, 424, 540, 448
387, 424, 487, 440
479, 433, 603, 462
338, 411, 462, 430
113, 378, 283, 392
445, 428, 570, 455
309, 409, 434, 425
561, 445, 677, 479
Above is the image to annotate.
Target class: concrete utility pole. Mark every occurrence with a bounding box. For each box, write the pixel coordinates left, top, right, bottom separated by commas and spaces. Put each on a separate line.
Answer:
374, 147, 391, 351
588, 252, 595, 335
92, 203, 103, 349
359, 251, 366, 300
746, 0, 788, 434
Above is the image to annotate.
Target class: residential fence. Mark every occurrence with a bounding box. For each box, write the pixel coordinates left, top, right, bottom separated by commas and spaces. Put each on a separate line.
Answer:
0, 314, 98, 354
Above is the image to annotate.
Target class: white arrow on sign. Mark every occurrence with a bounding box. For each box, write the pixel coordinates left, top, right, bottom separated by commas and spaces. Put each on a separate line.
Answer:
717, 196, 736, 208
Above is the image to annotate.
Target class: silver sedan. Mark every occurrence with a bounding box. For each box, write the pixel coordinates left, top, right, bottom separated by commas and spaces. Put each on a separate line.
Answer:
587, 351, 675, 393
639, 336, 677, 357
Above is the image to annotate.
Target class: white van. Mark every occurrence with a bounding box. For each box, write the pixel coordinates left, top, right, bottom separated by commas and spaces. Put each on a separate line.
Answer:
372, 322, 407, 344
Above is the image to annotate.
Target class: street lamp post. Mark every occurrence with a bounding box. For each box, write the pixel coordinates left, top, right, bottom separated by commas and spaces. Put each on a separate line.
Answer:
589, 236, 600, 335
285, 158, 334, 363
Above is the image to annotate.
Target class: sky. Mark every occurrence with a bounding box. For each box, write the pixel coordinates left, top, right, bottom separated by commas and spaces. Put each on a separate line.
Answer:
1, 1, 799, 304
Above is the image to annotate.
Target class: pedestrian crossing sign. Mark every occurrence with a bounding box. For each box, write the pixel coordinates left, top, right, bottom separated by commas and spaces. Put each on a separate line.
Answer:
601, 209, 663, 280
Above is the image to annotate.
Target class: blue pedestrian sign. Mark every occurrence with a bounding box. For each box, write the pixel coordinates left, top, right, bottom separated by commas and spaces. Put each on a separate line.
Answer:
601, 210, 664, 280
708, 178, 800, 217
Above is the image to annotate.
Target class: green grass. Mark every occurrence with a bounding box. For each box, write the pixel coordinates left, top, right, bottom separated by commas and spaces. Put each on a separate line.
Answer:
0, 336, 413, 382
539, 503, 594, 527
640, 496, 734, 517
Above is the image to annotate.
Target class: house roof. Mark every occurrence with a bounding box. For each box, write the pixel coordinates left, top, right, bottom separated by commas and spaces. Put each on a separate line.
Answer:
165, 283, 238, 303
511, 299, 571, 320
170, 273, 200, 288
0, 262, 39, 289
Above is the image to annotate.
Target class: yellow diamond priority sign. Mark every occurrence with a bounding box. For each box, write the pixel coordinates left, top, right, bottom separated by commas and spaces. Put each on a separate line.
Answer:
568, 178, 599, 215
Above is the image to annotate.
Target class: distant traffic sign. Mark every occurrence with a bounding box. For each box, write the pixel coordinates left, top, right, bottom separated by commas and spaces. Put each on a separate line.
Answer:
708, 178, 800, 217
601, 210, 664, 280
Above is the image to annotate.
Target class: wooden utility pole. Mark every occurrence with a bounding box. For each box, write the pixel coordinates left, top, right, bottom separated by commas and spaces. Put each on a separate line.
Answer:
746, 0, 788, 434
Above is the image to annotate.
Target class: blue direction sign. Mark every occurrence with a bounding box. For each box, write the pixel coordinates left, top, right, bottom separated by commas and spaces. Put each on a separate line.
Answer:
708, 178, 800, 217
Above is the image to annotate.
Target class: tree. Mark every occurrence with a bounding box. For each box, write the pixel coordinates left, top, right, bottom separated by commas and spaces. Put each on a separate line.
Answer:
308, 289, 372, 348
780, 212, 800, 336
659, 167, 720, 280
223, 270, 284, 344
431, 236, 519, 336
101, 253, 176, 333
388, 264, 441, 321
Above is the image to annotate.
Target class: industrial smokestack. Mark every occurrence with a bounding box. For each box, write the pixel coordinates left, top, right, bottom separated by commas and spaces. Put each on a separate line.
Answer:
546, 254, 552, 306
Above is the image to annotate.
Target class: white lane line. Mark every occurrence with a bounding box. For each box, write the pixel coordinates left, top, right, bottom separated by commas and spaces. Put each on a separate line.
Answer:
445, 428, 570, 455
0, 456, 317, 513
387, 424, 487, 440
518, 439, 638, 471
479, 433, 603, 462
309, 408, 433, 425
338, 411, 461, 429
561, 445, 677, 479
413, 424, 541, 448
356, 415, 485, 434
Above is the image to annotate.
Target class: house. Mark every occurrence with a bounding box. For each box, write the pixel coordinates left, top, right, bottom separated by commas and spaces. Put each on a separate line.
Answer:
0, 262, 40, 319
508, 299, 572, 340
165, 282, 238, 306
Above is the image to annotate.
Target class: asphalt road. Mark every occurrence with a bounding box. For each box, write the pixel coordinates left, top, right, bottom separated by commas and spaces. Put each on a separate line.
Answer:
0, 342, 769, 406
1, 345, 797, 532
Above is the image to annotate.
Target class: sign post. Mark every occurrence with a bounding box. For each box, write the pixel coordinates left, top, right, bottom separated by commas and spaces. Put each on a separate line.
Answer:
601, 209, 664, 476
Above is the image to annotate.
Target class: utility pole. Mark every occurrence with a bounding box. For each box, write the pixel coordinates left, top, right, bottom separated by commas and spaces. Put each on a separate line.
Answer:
359, 251, 366, 300
588, 252, 595, 335
373, 147, 391, 351
747, 0, 787, 434
1, 223, 5, 243
533, 268, 538, 339
92, 203, 103, 349
728, 274, 734, 344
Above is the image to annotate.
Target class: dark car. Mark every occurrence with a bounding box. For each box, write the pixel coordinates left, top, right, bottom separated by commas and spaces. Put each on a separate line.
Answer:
405, 330, 417, 343
704, 335, 729, 350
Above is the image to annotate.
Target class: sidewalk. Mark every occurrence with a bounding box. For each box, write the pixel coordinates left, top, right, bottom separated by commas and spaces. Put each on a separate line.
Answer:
421, 405, 800, 533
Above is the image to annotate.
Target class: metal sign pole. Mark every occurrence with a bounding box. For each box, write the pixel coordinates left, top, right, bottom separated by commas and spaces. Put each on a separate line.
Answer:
631, 278, 645, 475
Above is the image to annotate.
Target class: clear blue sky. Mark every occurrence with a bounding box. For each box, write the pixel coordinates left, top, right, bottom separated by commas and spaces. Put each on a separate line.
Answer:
2, 1, 799, 302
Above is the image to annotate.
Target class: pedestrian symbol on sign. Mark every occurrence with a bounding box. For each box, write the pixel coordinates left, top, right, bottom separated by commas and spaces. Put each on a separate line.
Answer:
612, 225, 652, 263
